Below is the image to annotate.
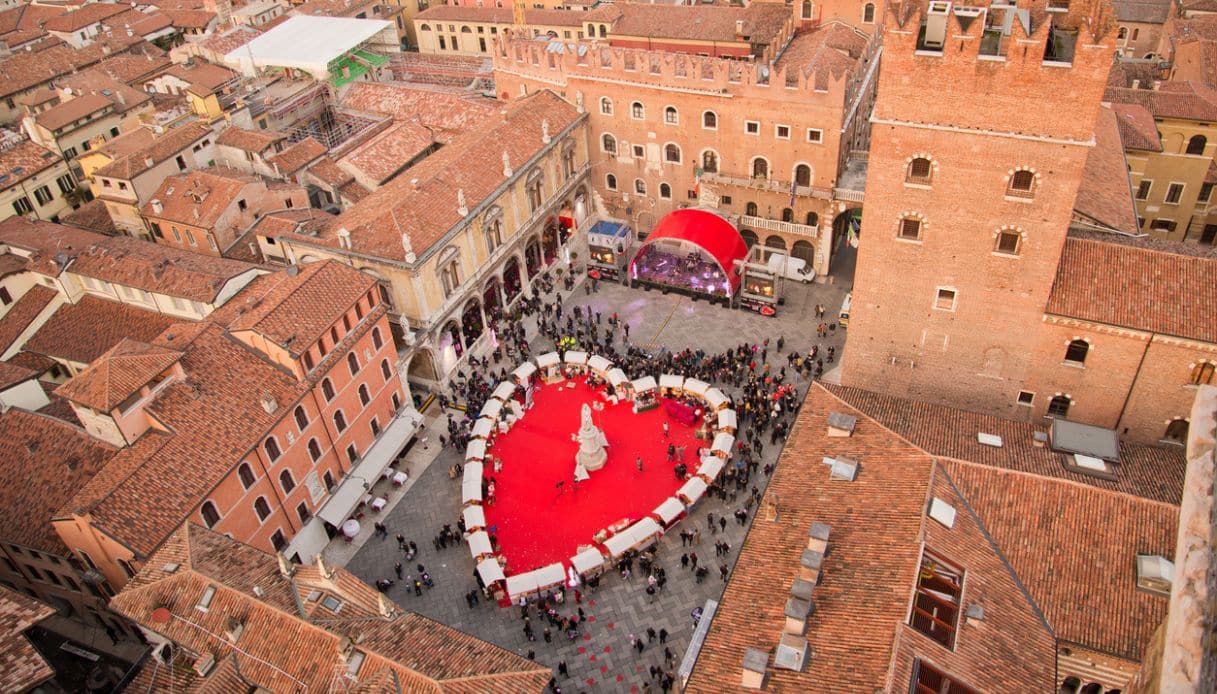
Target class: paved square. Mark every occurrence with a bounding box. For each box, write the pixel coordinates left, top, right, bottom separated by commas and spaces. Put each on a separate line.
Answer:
345, 245, 855, 692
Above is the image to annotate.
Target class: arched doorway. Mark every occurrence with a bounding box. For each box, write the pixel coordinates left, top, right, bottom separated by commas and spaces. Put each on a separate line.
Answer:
407, 349, 439, 382
794, 164, 811, 187
442, 320, 464, 358
525, 237, 543, 277
1164, 419, 1189, 443
781, 208, 794, 222
461, 298, 484, 344
574, 185, 590, 224
806, 211, 819, 227
752, 157, 768, 179
765, 235, 787, 252
542, 218, 560, 265
739, 229, 758, 248
503, 257, 523, 301
792, 240, 814, 266
483, 277, 503, 317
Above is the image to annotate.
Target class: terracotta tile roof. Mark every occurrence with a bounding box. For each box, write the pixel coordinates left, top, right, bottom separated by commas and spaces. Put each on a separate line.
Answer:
162, 8, 216, 29
612, 3, 790, 44
0, 139, 65, 190
0, 4, 66, 35
0, 285, 58, 355
270, 137, 326, 174
56, 68, 154, 115
0, 359, 35, 390
0, 409, 116, 553
216, 125, 286, 153
1105, 81, 1217, 121
141, 167, 258, 229
94, 126, 158, 160
198, 23, 261, 55
309, 90, 579, 261
943, 459, 1177, 660
338, 122, 434, 185
7, 350, 55, 374
23, 295, 178, 364
1112, 0, 1172, 24
1111, 101, 1163, 151
307, 155, 355, 187
1075, 104, 1140, 233
61, 198, 119, 235
94, 121, 213, 180
1047, 236, 1217, 343
42, 2, 129, 32
227, 259, 375, 352
110, 524, 553, 692
0, 33, 142, 98
775, 22, 866, 88
0, 252, 26, 278
54, 338, 183, 411
1183, 0, 1217, 10
340, 82, 498, 134
1165, 13, 1217, 46
415, 4, 618, 27
165, 61, 237, 96
338, 179, 371, 204
0, 218, 103, 275
92, 43, 174, 83
686, 384, 1057, 692
33, 93, 113, 132
0, 587, 56, 693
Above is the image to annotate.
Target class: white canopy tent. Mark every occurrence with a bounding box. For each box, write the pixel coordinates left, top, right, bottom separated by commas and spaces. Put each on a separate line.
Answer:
564, 351, 589, 365
717, 409, 738, 431
711, 432, 735, 456
602, 529, 637, 559
603, 518, 662, 558
480, 399, 503, 420
467, 531, 493, 558
471, 418, 494, 440
465, 440, 486, 461
464, 461, 483, 481
607, 368, 629, 387
659, 374, 684, 391
678, 477, 708, 505
697, 456, 725, 481
705, 388, 730, 411
536, 352, 561, 368
684, 378, 710, 397
512, 362, 537, 382
652, 497, 686, 526
588, 355, 613, 374
535, 563, 566, 591
571, 547, 607, 575
461, 476, 483, 506
505, 571, 540, 600
462, 505, 486, 530
491, 381, 517, 402
632, 376, 657, 393
477, 558, 505, 585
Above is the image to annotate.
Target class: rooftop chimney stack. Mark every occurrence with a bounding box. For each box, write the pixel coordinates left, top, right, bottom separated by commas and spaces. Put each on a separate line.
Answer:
741, 648, 768, 689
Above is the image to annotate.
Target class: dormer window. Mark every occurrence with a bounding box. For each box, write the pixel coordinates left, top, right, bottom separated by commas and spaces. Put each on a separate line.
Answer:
196, 584, 216, 612
1136, 555, 1174, 596
910, 551, 963, 649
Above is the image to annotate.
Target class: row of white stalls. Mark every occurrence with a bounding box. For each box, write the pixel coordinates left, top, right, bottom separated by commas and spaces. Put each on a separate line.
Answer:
461, 354, 739, 605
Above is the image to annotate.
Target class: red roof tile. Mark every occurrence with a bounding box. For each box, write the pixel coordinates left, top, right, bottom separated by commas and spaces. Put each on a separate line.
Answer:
54, 338, 183, 411
1075, 104, 1140, 233
23, 296, 178, 364
0, 139, 65, 190
1111, 102, 1163, 151
340, 82, 498, 134
612, 3, 790, 44
33, 93, 113, 132
94, 121, 213, 180
0, 587, 56, 693
270, 136, 326, 174
140, 167, 258, 229
0, 359, 35, 390
42, 3, 129, 32
0, 285, 58, 355
1105, 80, 1217, 121
216, 125, 286, 153
0, 33, 143, 98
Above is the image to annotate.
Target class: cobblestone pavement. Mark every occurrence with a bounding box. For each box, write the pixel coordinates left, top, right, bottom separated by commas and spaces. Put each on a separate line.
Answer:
346, 246, 856, 692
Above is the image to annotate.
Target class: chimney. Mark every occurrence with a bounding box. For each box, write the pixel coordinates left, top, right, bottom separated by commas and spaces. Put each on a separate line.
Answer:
502, 150, 513, 177
783, 595, 815, 635
144, 156, 155, 169
1032, 430, 1049, 448
377, 592, 396, 618
806, 522, 830, 554
457, 188, 468, 216
740, 648, 767, 689
798, 547, 823, 582
260, 392, 278, 414
400, 233, 415, 263
735, 19, 744, 36
316, 553, 336, 581
541, 118, 551, 144
337, 227, 352, 250
826, 412, 856, 437
276, 551, 295, 579
150, 199, 163, 214
223, 616, 245, 643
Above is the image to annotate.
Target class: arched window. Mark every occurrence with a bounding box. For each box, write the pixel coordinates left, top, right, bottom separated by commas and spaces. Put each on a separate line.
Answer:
634, 179, 646, 195
752, 157, 769, 179
294, 406, 309, 431
1192, 361, 1216, 385
703, 111, 717, 129
1009, 169, 1036, 196
664, 143, 681, 163
307, 438, 322, 462
1117, 26, 1128, 39
238, 463, 255, 489
781, 208, 794, 222
201, 501, 221, 528
745, 202, 758, 216
600, 97, 612, 115
321, 378, 335, 401
1164, 419, 1189, 443
801, 0, 812, 19
1061, 677, 1082, 694
381, 358, 391, 381
263, 437, 281, 462
606, 173, 617, 190
525, 171, 543, 212
359, 384, 370, 406
631, 101, 644, 119
701, 150, 718, 173
1064, 339, 1090, 364
420, 23, 430, 31
372, 327, 383, 350
347, 352, 360, 376
279, 470, 295, 494
664, 106, 678, 124
599, 24, 607, 38
602, 133, 616, 154
794, 164, 811, 187
907, 157, 932, 183
334, 410, 347, 432
863, 2, 875, 22
659, 183, 672, 199
1186, 134, 1207, 155
254, 497, 271, 521
1047, 395, 1072, 418
302, 351, 314, 372
806, 211, 819, 226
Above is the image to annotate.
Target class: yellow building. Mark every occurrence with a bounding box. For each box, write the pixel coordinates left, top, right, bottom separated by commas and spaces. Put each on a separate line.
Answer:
414, 5, 620, 56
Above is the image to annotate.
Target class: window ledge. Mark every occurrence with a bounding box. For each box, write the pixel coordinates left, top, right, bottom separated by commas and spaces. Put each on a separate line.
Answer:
1061, 360, 1086, 369
991, 251, 1021, 258
1003, 195, 1034, 203
904, 182, 932, 190
894, 236, 923, 245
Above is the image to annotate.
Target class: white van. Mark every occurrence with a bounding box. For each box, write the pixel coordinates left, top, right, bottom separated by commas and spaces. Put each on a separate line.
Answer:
765, 253, 816, 283
839, 292, 852, 327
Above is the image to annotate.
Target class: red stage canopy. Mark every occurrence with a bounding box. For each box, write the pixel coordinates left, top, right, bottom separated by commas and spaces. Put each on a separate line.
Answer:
635, 209, 748, 291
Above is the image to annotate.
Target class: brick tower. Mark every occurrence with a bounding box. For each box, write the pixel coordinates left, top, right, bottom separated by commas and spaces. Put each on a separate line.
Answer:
840, 0, 1117, 417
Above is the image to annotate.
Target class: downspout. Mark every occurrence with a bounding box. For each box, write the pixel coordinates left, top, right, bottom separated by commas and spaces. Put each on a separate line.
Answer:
1116, 332, 1154, 435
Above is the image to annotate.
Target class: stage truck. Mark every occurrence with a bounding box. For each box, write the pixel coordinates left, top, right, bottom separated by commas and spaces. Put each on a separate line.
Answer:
586, 220, 634, 281
738, 248, 816, 316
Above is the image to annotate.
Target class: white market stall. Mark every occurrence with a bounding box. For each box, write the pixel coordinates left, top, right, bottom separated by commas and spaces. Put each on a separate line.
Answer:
587, 354, 613, 376
677, 476, 708, 506
461, 476, 483, 506
711, 432, 735, 457
481, 399, 504, 421
505, 570, 541, 601
704, 388, 730, 411
467, 531, 493, 559
563, 351, 589, 375
632, 376, 658, 411
512, 362, 537, 386
651, 497, 686, 527
465, 439, 487, 462
471, 418, 494, 440
684, 378, 710, 398
571, 547, 607, 577
602, 518, 662, 558
491, 381, 517, 402
462, 505, 486, 531
717, 408, 738, 434
534, 563, 567, 592
477, 558, 506, 601
658, 374, 684, 396
536, 351, 562, 381
697, 456, 725, 482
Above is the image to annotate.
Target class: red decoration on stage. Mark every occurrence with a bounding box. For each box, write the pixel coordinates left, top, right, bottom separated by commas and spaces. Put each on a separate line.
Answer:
480, 377, 699, 574
635, 209, 748, 291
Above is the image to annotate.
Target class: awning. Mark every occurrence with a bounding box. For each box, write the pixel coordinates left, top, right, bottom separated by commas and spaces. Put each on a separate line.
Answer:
684, 378, 710, 397
467, 531, 493, 558
464, 460, 483, 481
602, 529, 637, 558
281, 519, 331, 564
629, 517, 661, 544
463, 505, 486, 530
535, 563, 566, 590
465, 439, 486, 461
492, 381, 517, 402
471, 418, 494, 440
564, 350, 588, 365
315, 409, 422, 526
603, 518, 661, 557
571, 547, 607, 574
697, 456, 724, 481
717, 409, 737, 430
712, 432, 735, 455
632, 376, 657, 392
678, 477, 708, 505
505, 570, 540, 599
477, 558, 505, 585
652, 497, 685, 525
705, 388, 729, 410
659, 374, 684, 390
512, 362, 537, 382
608, 368, 628, 387
537, 351, 560, 368
481, 399, 503, 420
588, 355, 612, 374
461, 465, 483, 505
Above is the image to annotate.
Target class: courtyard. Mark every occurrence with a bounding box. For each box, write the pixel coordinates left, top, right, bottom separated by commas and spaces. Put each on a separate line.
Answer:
344, 243, 854, 692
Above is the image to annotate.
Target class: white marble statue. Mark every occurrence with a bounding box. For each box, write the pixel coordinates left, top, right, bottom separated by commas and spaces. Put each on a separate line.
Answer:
575, 403, 608, 473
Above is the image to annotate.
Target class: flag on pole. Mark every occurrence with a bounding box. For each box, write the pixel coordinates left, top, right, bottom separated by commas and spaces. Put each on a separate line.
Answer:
788, 178, 797, 208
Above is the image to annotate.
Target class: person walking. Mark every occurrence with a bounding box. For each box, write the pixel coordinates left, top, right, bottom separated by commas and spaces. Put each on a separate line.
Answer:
636, 455, 644, 472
